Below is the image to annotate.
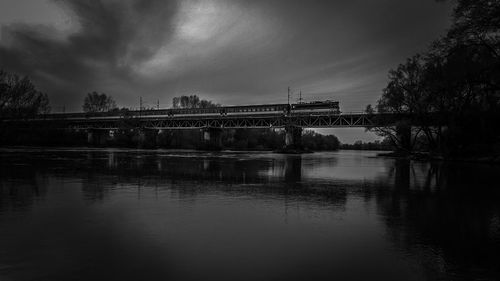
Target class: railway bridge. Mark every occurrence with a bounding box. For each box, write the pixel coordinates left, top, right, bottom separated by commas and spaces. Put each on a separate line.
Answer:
3, 102, 407, 151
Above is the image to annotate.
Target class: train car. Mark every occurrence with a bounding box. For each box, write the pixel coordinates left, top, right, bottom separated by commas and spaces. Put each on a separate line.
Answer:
37, 100, 341, 120
142, 104, 290, 118
221, 104, 288, 116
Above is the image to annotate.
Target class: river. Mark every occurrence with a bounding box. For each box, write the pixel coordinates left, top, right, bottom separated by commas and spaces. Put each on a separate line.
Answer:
0, 148, 499, 281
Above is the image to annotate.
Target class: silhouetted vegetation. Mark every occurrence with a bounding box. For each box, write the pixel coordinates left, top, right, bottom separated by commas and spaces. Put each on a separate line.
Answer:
159, 128, 339, 151
1, 127, 340, 151
163, 96, 340, 151
368, 0, 500, 157
0, 70, 50, 120
94, 95, 338, 151
1, 93, 340, 151
172, 95, 220, 109
302, 130, 340, 151
341, 139, 393, 151
82, 91, 117, 112
0, 70, 52, 145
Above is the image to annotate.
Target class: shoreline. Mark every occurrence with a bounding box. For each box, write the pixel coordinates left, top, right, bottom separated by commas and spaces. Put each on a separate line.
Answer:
377, 151, 500, 165
1, 145, 499, 164
0, 145, 328, 153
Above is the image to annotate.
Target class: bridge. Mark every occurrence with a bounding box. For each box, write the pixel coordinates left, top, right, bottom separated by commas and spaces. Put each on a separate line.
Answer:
3, 102, 405, 151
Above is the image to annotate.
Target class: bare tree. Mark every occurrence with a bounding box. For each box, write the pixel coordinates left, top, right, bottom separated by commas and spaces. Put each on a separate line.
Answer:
82, 91, 117, 112
0, 70, 50, 120
172, 95, 219, 109
368, 0, 500, 155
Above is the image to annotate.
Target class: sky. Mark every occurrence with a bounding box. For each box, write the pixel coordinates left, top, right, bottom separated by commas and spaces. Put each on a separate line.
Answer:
0, 0, 453, 143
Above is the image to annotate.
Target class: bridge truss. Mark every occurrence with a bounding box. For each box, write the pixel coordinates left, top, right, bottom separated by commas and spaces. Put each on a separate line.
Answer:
28, 113, 378, 130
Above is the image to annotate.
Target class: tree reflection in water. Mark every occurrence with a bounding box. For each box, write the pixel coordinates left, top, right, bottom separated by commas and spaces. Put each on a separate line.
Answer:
0, 148, 499, 281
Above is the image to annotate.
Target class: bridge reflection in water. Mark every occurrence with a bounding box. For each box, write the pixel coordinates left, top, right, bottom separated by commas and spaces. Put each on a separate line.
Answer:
0, 149, 499, 281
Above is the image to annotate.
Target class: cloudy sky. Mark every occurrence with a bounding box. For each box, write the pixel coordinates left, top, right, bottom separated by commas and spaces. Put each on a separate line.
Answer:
0, 0, 452, 142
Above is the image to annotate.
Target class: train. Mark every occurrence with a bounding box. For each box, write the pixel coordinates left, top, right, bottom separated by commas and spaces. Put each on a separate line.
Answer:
40, 100, 341, 120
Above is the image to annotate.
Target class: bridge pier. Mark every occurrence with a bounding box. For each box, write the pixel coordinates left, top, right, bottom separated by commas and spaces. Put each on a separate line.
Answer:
137, 128, 158, 148
87, 130, 93, 145
201, 127, 223, 150
87, 129, 108, 146
396, 123, 412, 153
156, 129, 166, 147
284, 125, 303, 151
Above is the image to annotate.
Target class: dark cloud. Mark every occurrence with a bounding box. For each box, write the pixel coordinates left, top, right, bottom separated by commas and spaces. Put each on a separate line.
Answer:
1, 0, 178, 110
0, 0, 452, 113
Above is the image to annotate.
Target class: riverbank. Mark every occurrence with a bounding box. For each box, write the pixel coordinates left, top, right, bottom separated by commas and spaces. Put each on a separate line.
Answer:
0, 145, 334, 154
377, 151, 500, 165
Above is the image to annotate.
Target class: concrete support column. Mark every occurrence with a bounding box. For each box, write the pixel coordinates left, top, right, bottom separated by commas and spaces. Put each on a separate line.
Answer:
138, 129, 146, 148
137, 128, 158, 148
87, 130, 94, 145
396, 123, 412, 153
284, 125, 303, 150
156, 129, 166, 147
201, 127, 223, 150
87, 129, 106, 146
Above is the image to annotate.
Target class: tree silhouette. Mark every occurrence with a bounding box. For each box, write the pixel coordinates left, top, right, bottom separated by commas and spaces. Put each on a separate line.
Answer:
369, 0, 500, 156
82, 92, 117, 113
172, 95, 220, 109
0, 70, 50, 120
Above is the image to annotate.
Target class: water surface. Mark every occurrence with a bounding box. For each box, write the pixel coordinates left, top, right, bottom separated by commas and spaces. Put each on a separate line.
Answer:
0, 148, 499, 281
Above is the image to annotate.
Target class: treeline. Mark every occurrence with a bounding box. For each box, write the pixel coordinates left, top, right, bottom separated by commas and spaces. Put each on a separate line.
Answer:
340, 139, 393, 151
1, 84, 341, 150
0, 70, 50, 120
302, 130, 341, 151
172, 95, 219, 109
159, 129, 340, 151
369, 0, 500, 157
0, 127, 341, 151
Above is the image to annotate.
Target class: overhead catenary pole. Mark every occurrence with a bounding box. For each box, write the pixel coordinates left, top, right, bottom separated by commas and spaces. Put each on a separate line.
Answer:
139, 97, 143, 117
287, 87, 290, 105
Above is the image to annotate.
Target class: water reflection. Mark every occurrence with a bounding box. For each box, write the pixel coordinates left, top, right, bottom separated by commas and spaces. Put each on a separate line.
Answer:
0, 148, 499, 281
372, 161, 500, 280
0, 159, 48, 213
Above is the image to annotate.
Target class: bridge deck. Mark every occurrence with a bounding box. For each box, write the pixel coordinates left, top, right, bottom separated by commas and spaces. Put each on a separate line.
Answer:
5, 112, 385, 129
